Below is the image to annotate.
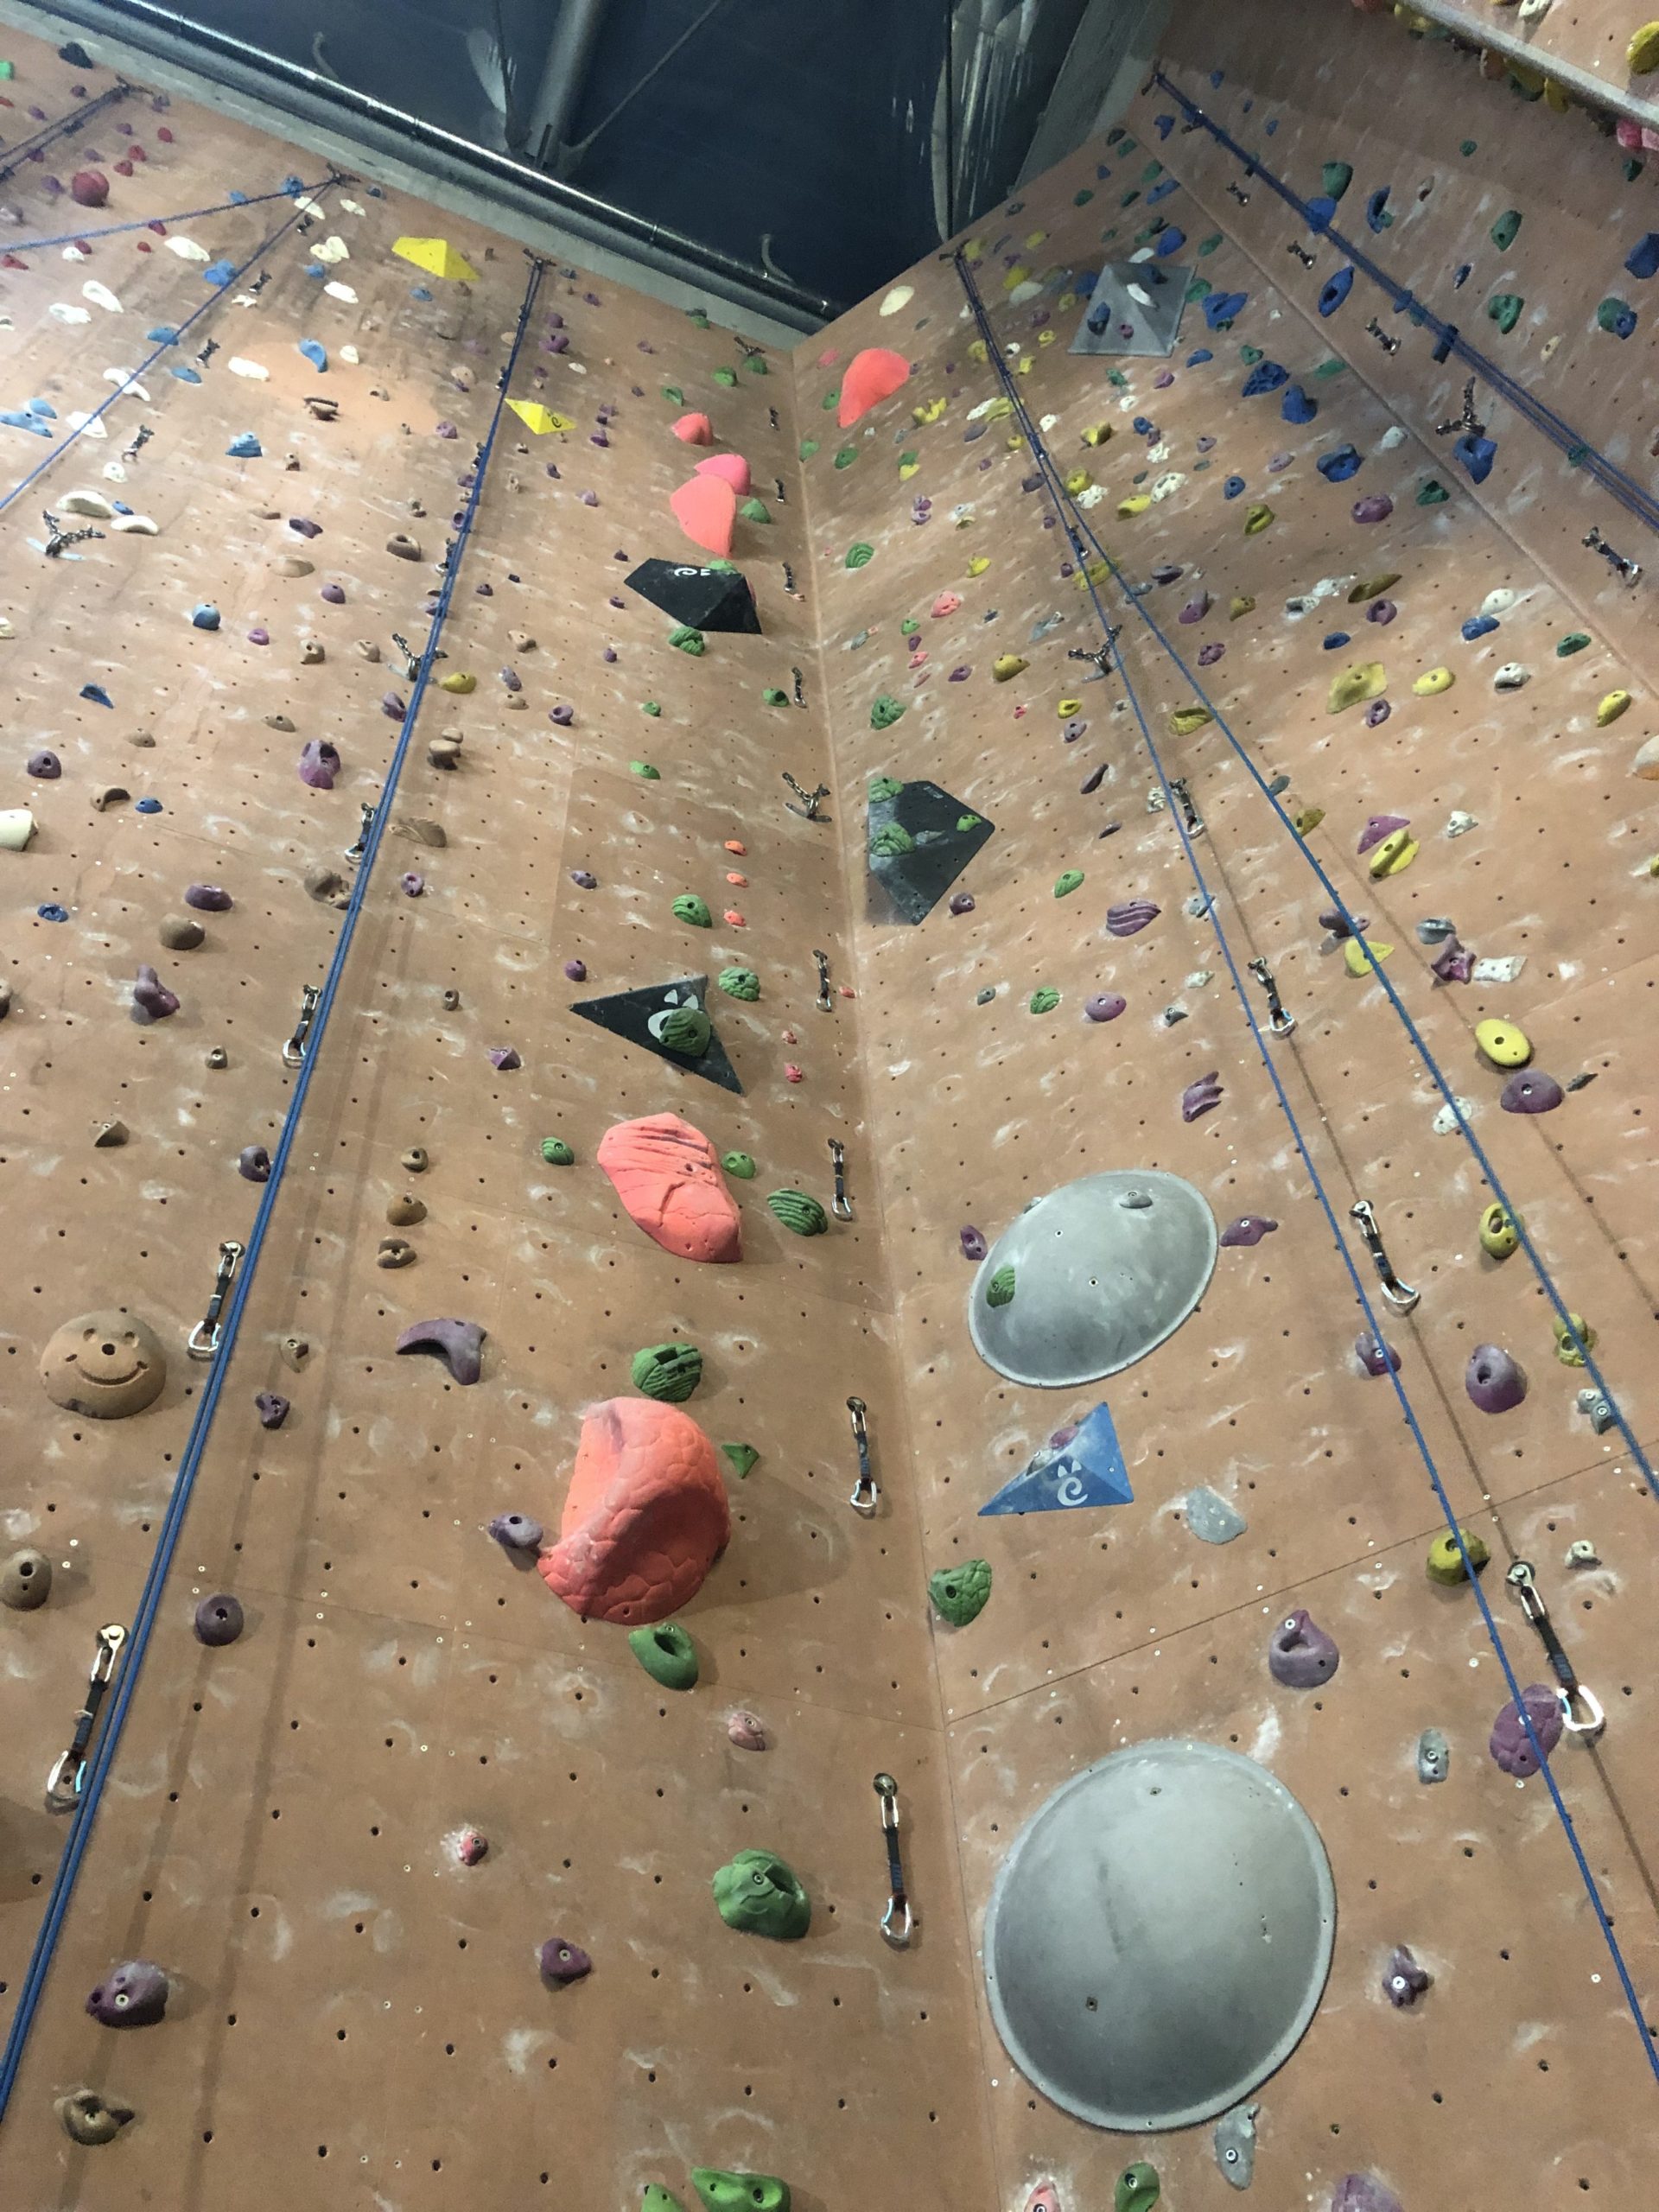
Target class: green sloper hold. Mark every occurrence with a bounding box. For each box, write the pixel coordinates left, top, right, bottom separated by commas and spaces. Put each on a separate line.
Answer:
1116, 2163, 1160, 2212
1598, 296, 1637, 334
1239, 344, 1263, 365
721, 1441, 758, 1478
899, 618, 920, 635
711, 1849, 811, 1940
660, 385, 684, 404
986, 1263, 1015, 1307
632, 1342, 703, 1402
798, 439, 818, 461
871, 823, 914, 857
1556, 632, 1592, 657
833, 448, 857, 469
722, 1151, 755, 1179
629, 1622, 698, 1689
669, 625, 706, 655
718, 966, 760, 1001
930, 1558, 992, 1627
739, 498, 772, 523
540, 1137, 575, 1166
1198, 232, 1222, 255
1417, 479, 1450, 505
643, 2190, 686, 2212
632, 760, 662, 778
1491, 208, 1522, 250
1054, 868, 1084, 898
642, 701, 663, 717
713, 366, 737, 386
868, 774, 903, 800
1322, 161, 1353, 200
870, 696, 906, 730
1486, 293, 1523, 334
659, 1006, 712, 1058
691, 2173, 790, 2212
1029, 987, 1059, 1014
845, 542, 874, 569
957, 813, 982, 831
767, 1189, 829, 1236
673, 893, 713, 928
821, 386, 840, 410
745, 354, 767, 375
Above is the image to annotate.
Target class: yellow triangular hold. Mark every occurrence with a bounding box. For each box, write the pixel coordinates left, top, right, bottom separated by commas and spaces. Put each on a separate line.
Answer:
506, 400, 574, 435
1344, 937, 1393, 976
392, 236, 479, 282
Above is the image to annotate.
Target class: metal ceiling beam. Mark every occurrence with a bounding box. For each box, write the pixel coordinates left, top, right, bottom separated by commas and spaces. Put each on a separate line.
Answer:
520, 0, 612, 169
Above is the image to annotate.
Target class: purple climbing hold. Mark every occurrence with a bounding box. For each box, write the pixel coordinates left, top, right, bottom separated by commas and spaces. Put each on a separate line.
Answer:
1367, 599, 1396, 625
1181, 1071, 1223, 1122
538, 1936, 593, 1985
1196, 435, 1217, 454
248, 627, 270, 645
1080, 763, 1107, 793
1198, 641, 1225, 665
1356, 1332, 1401, 1376
488, 1046, 522, 1071
1465, 1344, 1526, 1413
396, 1317, 487, 1385
1106, 899, 1159, 937
435, 421, 458, 438
580, 491, 599, 506
1431, 938, 1474, 984
382, 692, 407, 720
289, 517, 322, 538
1084, 993, 1127, 1022
950, 664, 972, 682
320, 582, 346, 604
298, 739, 340, 790
255, 1391, 289, 1429
1383, 1944, 1430, 2008
238, 1145, 271, 1183
1352, 493, 1394, 524
1267, 450, 1294, 474
1178, 593, 1211, 624
960, 1226, 988, 1262
86, 1961, 168, 2028
949, 893, 976, 916
1268, 1607, 1339, 1688
1062, 715, 1087, 741
1318, 908, 1352, 938
401, 873, 424, 897
550, 703, 575, 724
570, 869, 597, 889
1357, 814, 1409, 855
1501, 1071, 1563, 1115
500, 667, 523, 692
194, 1592, 245, 1647
1331, 2177, 1403, 2212
186, 884, 233, 911
27, 749, 60, 778
1220, 1215, 1278, 1247
1150, 562, 1184, 586
1363, 699, 1391, 726
1490, 1683, 1563, 1777
489, 1511, 543, 1550
564, 959, 587, 982
132, 966, 180, 1021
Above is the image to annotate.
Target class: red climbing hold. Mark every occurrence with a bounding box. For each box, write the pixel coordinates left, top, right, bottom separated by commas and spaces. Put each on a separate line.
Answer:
71, 169, 110, 208
596, 1113, 743, 1265
836, 346, 911, 428
694, 450, 752, 496
671, 411, 715, 445
670, 472, 737, 556
538, 1397, 730, 1625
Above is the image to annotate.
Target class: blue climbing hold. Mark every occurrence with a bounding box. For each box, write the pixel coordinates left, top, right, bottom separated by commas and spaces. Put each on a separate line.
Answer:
228, 189, 249, 205
281, 174, 305, 194
169, 365, 203, 385
1323, 632, 1351, 650
1317, 443, 1363, 482
411, 285, 434, 301
979, 1402, 1134, 1516
1599, 299, 1638, 340
192, 602, 221, 631
1202, 289, 1248, 328
1263, 118, 1278, 136
36, 904, 70, 922
227, 430, 263, 457
1241, 359, 1288, 397
1133, 416, 1155, 435
1209, 68, 1224, 86
27, 397, 56, 418
1076, 270, 1098, 296
1626, 232, 1659, 280
202, 259, 237, 287
1185, 347, 1213, 365
1305, 194, 1338, 232
1154, 115, 1174, 140
79, 683, 113, 707
1365, 188, 1393, 232
0, 409, 52, 436
1223, 474, 1245, 499
1147, 178, 1179, 205
303, 263, 325, 279
135, 798, 162, 815
146, 324, 180, 344
111, 500, 133, 516
1155, 226, 1185, 257
1454, 432, 1497, 484
1281, 383, 1318, 424
1318, 267, 1354, 317
298, 338, 328, 371
1461, 614, 1498, 641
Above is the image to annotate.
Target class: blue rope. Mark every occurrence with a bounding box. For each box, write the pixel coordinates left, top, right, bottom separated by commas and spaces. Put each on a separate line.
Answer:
6, 176, 335, 253
0, 252, 549, 2129
959, 248, 1659, 2084
1148, 69, 1659, 538
0, 82, 133, 185
956, 240, 1659, 1505
0, 173, 344, 520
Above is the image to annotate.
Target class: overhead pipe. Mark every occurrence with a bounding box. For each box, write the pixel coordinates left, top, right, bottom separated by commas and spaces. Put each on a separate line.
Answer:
520, 0, 612, 169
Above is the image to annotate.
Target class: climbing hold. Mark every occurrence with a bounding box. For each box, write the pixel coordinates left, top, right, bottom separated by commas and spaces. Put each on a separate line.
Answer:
55, 2089, 135, 2146
1413, 667, 1453, 696
1085, 994, 1127, 1022
673, 894, 713, 929
985, 1264, 1016, 1308
1106, 899, 1160, 937
1486, 293, 1523, 335
1053, 869, 1084, 899
1465, 1344, 1526, 1413
1502, 1071, 1563, 1114
1241, 360, 1288, 398
40, 1309, 167, 1420
1185, 1488, 1247, 1543
395, 1318, 486, 1385
721, 1152, 755, 1179
1384, 1946, 1431, 2007
1490, 1684, 1563, 1776
1268, 1608, 1339, 1687
628, 1620, 699, 1688
1332, 2180, 1402, 2212
1220, 1216, 1277, 1247
537, 1936, 593, 1984
1351, 493, 1393, 524
631, 1342, 703, 1402
1426, 1529, 1489, 1585
538, 1397, 728, 1625
1596, 690, 1631, 726
1454, 433, 1497, 483
712, 1848, 811, 1939
598, 1116, 741, 1265
1170, 706, 1212, 735
690, 2174, 790, 2212
869, 694, 906, 729
1316, 444, 1363, 483
1029, 988, 1060, 1015
1598, 296, 1638, 338
1368, 829, 1417, 879
728, 1710, 766, 1751
837, 346, 910, 427
721, 1443, 759, 1479
767, 1190, 830, 1237
488, 1047, 522, 1071
1474, 1019, 1531, 1069
929, 1558, 992, 1626
1478, 1203, 1520, 1259
1115, 2164, 1160, 2212
1, 1548, 52, 1611
1214, 2104, 1259, 2190
1416, 1728, 1449, 1784
1328, 662, 1386, 712
1230, 594, 1255, 620
86, 1961, 168, 2028
194, 1593, 245, 1646
1181, 1071, 1223, 1122
489, 1512, 543, 1551
1243, 502, 1273, 535
255, 1392, 289, 1429
1552, 1313, 1597, 1366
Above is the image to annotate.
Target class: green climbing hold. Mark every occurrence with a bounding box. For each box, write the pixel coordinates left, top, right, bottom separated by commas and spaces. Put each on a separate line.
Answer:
1626, 157, 1646, 182
721, 1441, 759, 1478
738, 498, 772, 523
1029, 987, 1060, 1014
642, 2190, 686, 2212
1185, 277, 1211, 303
711, 1849, 811, 1940
1485, 293, 1523, 334
1322, 161, 1354, 200
658, 1007, 712, 1058
1121, 188, 1141, 208
1116, 2163, 1160, 2212
762, 687, 788, 705
707, 559, 739, 574
985, 1263, 1015, 1308
1198, 233, 1223, 255
821, 387, 840, 410
1074, 188, 1095, 206
899, 618, 920, 635
1416, 479, 1450, 505
868, 774, 904, 801
846, 543, 874, 569
661, 385, 685, 405
1141, 159, 1163, 181
687, 308, 710, 327
745, 353, 767, 375
1053, 869, 1084, 898
929, 1557, 992, 1627
798, 439, 819, 461
631, 1342, 704, 1402
690, 2172, 790, 2212
1556, 632, 1591, 657
631, 760, 662, 778
1239, 344, 1264, 365
871, 823, 914, 856
721, 1151, 756, 1179
642, 701, 662, 717
1598, 296, 1637, 334
833, 448, 857, 469
898, 449, 918, 471
1459, 139, 1478, 156
628, 1622, 699, 1689
672, 894, 713, 928
1107, 369, 1128, 388
1490, 209, 1522, 251
1311, 357, 1347, 378
956, 812, 982, 831
718, 966, 760, 1001
767, 1189, 829, 1237
669, 625, 706, 655
712, 367, 737, 387
540, 1138, 575, 1166
870, 695, 906, 730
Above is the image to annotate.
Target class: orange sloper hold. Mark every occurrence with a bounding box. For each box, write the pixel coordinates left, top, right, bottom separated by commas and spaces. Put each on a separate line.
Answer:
596, 1112, 742, 1264
670, 472, 737, 556
539, 1397, 730, 1624
672, 411, 715, 444
836, 346, 911, 427
694, 450, 752, 496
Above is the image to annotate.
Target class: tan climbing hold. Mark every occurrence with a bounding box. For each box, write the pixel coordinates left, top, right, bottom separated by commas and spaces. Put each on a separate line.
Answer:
509, 630, 537, 650
1596, 690, 1631, 726
303, 863, 350, 905
1328, 661, 1387, 712
1347, 573, 1401, 603
299, 639, 325, 664
402, 1147, 430, 1173
1632, 734, 1659, 779
1230, 594, 1255, 620
385, 532, 423, 561
91, 785, 130, 810
429, 735, 464, 768
1367, 829, 1418, 879
1169, 706, 1213, 735
1413, 666, 1453, 696
387, 1193, 428, 1226
92, 1119, 129, 1147
40, 1307, 167, 1419
353, 638, 382, 662
275, 555, 315, 577
280, 1335, 311, 1372
159, 914, 204, 950
377, 1238, 416, 1268
404, 818, 447, 847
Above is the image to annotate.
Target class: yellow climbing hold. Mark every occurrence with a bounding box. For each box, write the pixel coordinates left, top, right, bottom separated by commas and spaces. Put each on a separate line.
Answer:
1478, 1203, 1519, 1260
392, 236, 478, 281
505, 401, 574, 434
983, 397, 1014, 420
1413, 666, 1454, 696
1475, 1018, 1532, 1069
1293, 805, 1325, 833
1426, 1528, 1490, 1586
1596, 689, 1631, 726
438, 671, 477, 694
1170, 706, 1213, 735
1015, 357, 1034, 377
1118, 493, 1153, 518
912, 397, 947, 425
962, 238, 985, 264
1230, 594, 1255, 620
1348, 572, 1402, 604
1543, 78, 1570, 111
966, 556, 990, 577
1005, 435, 1026, 451
1368, 828, 1418, 879
1077, 557, 1111, 589
1343, 936, 1393, 975
1057, 698, 1084, 717
1024, 230, 1047, 249
1038, 329, 1058, 347
969, 340, 988, 365
1064, 469, 1092, 495
898, 461, 919, 480
1553, 1313, 1597, 1366
1243, 502, 1274, 535
1082, 423, 1114, 447
1328, 661, 1387, 712
1002, 264, 1030, 293
992, 654, 1029, 682
1058, 294, 1077, 314
1628, 18, 1659, 70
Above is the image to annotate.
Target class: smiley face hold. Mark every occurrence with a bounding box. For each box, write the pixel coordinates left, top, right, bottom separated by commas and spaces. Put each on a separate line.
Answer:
40, 1308, 167, 1420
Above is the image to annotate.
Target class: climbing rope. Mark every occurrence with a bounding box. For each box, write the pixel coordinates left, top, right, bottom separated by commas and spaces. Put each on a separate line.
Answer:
0, 173, 344, 518
952, 250, 1659, 1509
0, 79, 133, 187
957, 254, 1659, 2091
6, 176, 336, 256
0, 251, 548, 2128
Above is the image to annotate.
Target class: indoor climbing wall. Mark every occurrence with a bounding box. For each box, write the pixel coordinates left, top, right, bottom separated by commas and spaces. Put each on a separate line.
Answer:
800, 1, 1658, 2205
0, 20, 997, 2207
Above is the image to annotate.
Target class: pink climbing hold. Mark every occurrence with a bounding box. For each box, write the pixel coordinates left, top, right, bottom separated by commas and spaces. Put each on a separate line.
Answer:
836, 346, 911, 428
670, 473, 737, 557
595, 1113, 743, 1265
671, 411, 715, 445
538, 1396, 730, 1625
694, 451, 752, 496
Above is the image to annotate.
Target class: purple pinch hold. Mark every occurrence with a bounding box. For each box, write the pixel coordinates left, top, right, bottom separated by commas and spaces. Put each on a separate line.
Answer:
401, 873, 424, 897
86, 1961, 168, 2029
1021, 472, 1045, 493
1431, 938, 1473, 983
959, 1225, 988, 1262
1266, 450, 1294, 472
1363, 699, 1391, 726
603, 646, 618, 663
589, 431, 610, 448
1383, 1945, 1430, 2008
1181, 1071, 1223, 1122
255, 1391, 289, 1429
1106, 899, 1160, 937
546, 333, 570, 354
1318, 906, 1354, 938
1196, 435, 1217, 453
1062, 715, 1087, 741
320, 582, 346, 604
1198, 640, 1225, 664
186, 883, 232, 911
1080, 763, 1107, 794
381, 692, 407, 720
1154, 368, 1174, 388
1178, 593, 1211, 624
570, 868, 597, 889
1220, 1215, 1278, 1247
396, 1316, 487, 1385
1357, 812, 1408, 855
298, 739, 340, 789
1268, 1606, 1339, 1687
488, 1046, 522, 1071
1356, 1331, 1401, 1376
1489, 1683, 1562, 1777
1501, 1071, 1563, 1114
563, 958, 587, 982
1084, 993, 1127, 1022
550, 705, 576, 727
1352, 493, 1394, 524
489, 1511, 543, 1551
949, 664, 971, 681
1366, 598, 1396, 624
538, 1936, 592, 1984
238, 1144, 271, 1182
1465, 1343, 1526, 1412
132, 965, 179, 1020
948, 892, 976, 915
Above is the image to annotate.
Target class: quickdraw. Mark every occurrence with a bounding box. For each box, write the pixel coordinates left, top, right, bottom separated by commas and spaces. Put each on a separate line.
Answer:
46, 1624, 126, 1813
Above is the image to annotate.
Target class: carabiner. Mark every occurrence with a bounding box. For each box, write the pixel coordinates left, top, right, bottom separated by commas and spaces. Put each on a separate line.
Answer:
1349, 1198, 1420, 1313
282, 982, 322, 1069
874, 1773, 913, 1947
829, 1137, 853, 1221
187, 1239, 245, 1360
1506, 1559, 1605, 1738
46, 1624, 126, 1813
848, 1395, 877, 1517
813, 949, 833, 1012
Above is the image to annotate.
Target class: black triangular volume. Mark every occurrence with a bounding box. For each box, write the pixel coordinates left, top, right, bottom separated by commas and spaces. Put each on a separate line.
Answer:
867, 779, 995, 925
624, 558, 762, 633
569, 975, 744, 1093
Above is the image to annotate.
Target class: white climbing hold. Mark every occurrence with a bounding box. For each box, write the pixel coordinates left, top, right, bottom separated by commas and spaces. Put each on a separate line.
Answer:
60, 489, 115, 518
1493, 662, 1531, 690
100, 369, 149, 400
1517, 0, 1551, 19
1039, 412, 1059, 431
100, 461, 128, 484
1286, 575, 1350, 619
1432, 1096, 1477, 1135
1377, 425, 1406, 450
109, 513, 160, 534
64, 412, 107, 439
0, 617, 14, 639
878, 283, 914, 316
1008, 280, 1042, 305
312, 234, 351, 264
228, 356, 270, 379
1479, 588, 1519, 617
0, 808, 37, 851
81, 280, 122, 314
61, 244, 87, 262
340, 345, 360, 365
324, 281, 358, 304
164, 236, 211, 261
967, 397, 1002, 420
1076, 484, 1108, 507
48, 302, 91, 324
1540, 334, 1563, 363
1185, 969, 1214, 989
291, 194, 328, 216
339, 197, 366, 216
1472, 955, 1527, 984
1149, 471, 1186, 501
1444, 810, 1478, 837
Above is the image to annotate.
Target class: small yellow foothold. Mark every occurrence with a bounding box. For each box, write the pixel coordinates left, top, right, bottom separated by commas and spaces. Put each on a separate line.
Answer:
1348, 572, 1402, 603
1057, 698, 1083, 717
1553, 1313, 1597, 1366
992, 654, 1029, 683
1427, 1528, 1490, 1585
912, 397, 947, 425
1083, 423, 1115, 447
1005, 435, 1025, 451
1329, 661, 1388, 712
1015, 356, 1034, 378
1368, 829, 1418, 878
962, 238, 985, 264
1170, 706, 1212, 735
1024, 231, 1048, 250
1118, 493, 1153, 518
1474, 1018, 1532, 1069
1058, 293, 1077, 313
1243, 502, 1274, 535
969, 340, 988, 365
1343, 936, 1392, 975
1628, 18, 1659, 71
1064, 469, 1092, 496
984, 396, 1014, 420
1413, 666, 1454, 696
1038, 329, 1058, 347
898, 461, 919, 480
1002, 264, 1030, 292
966, 556, 990, 577
1596, 690, 1631, 726
438, 671, 477, 694
1292, 805, 1325, 834
1230, 594, 1255, 620
1478, 1203, 1519, 1259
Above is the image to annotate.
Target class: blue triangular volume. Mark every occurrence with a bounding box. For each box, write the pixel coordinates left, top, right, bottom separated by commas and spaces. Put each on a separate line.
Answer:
1241, 359, 1287, 397
1318, 267, 1354, 318
978, 1402, 1133, 1517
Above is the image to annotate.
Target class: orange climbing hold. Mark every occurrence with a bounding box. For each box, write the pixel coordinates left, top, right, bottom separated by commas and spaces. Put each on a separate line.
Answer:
596, 1112, 743, 1265
724, 840, 747, 855
538, 1397, 730, 1625
695, 451, 752, 496
670, 473, 738, 556
837, 346, 911, 428
672, 412, 715, 445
